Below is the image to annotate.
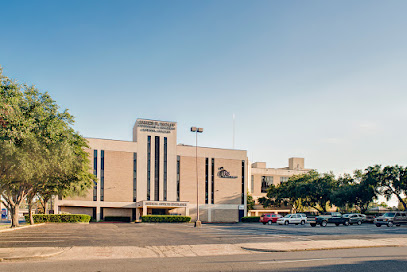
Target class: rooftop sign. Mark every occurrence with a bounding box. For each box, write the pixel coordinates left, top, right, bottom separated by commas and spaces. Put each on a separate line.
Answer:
137, 120, 176, 134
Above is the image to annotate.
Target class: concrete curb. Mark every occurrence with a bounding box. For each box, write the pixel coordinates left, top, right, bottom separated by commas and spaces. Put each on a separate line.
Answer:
0, 223, 45, 233
240, 244, 401, 253
239, 238, 407, 253
0, 247, 68, 262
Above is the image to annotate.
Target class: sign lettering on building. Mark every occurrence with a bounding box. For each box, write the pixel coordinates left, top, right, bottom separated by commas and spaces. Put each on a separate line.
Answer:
144, 201, 187, 207
217, 167, 238, 179
137, 120, 176, 134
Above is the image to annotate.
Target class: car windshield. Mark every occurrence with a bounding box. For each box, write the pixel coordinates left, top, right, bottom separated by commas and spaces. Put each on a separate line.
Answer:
383, 213, 395, 217
284, 215, 292, 218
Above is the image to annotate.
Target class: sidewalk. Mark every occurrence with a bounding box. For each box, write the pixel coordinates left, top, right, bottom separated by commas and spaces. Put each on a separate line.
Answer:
1, 237, 407, 261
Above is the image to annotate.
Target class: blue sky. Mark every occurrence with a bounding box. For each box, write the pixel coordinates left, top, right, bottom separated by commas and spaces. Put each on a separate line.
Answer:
2, 1, 407, 180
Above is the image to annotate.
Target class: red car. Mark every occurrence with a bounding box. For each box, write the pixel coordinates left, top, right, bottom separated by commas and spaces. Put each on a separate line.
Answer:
260, 213, 282, 225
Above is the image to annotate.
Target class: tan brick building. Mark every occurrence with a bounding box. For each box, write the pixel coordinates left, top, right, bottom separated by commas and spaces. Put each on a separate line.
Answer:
55, 119, 248, 222
248, 158, 311, 216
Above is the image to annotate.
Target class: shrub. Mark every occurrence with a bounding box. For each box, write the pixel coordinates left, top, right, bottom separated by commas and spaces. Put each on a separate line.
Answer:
104, 216, 131, 222
24, 214, 91, 223
241, 216, 260, 223
141, 215, 191, 223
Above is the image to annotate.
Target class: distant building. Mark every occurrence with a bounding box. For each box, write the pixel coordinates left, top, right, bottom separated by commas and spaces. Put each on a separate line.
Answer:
248, 158, 311, 216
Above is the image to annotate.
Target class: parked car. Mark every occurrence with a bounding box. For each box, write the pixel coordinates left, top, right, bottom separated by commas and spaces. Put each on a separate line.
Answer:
260, 213, 282, 225
309, 212, 350, 227
343, 213, 366, 225
277, 214, 307, 225
374, 212, 407, 227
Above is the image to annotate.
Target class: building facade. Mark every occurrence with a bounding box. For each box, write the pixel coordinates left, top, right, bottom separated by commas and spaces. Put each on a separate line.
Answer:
248, 158, 311, 216
55, 119, 248, 222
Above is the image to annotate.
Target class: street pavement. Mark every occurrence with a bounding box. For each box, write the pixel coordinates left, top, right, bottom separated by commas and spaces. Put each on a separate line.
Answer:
1, 222, 407, 270
2, 247, 407, 271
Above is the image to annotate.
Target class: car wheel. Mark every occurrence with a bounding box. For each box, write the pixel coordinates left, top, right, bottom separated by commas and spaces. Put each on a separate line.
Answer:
321, 221, 327, 227
357, 220, 362, 225
310, 223, 316, 227
344, 221, 350, 226
284, 220, 289, 225
301, 220, 305, 225
387, 221, 394, 227
376, 224, 381, 227
335, 223, 340, 226
267, 220, 272, 225
396, 224, 401, 227
262, 222, 266, 225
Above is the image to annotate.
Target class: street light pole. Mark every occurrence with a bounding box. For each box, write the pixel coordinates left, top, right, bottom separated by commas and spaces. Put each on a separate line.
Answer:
191, 126, 203, 228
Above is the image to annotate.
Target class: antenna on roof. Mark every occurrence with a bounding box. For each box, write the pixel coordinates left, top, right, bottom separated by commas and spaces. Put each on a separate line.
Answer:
233, 113, 235, 149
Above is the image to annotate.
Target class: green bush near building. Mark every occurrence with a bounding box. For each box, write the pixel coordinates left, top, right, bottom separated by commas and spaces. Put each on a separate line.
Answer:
241, 216, 260, 223
140, 215, 191, 223
24, 214, 91, 223
104, 216, 131, 222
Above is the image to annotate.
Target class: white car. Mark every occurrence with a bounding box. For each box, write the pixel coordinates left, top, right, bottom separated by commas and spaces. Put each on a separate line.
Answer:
277, 214, 307, 225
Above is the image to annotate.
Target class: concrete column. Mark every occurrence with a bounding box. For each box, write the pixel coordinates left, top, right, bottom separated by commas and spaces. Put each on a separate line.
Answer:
185, 206, 189, 216
142, 206, 147, 216
96, 206, 101, 221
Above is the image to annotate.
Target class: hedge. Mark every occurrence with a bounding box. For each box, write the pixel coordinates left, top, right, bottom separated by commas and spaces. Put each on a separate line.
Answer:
24, 214, 91, 223
241, 216, 261, 223
104, 216, 131, 222
141, 215, 191, 223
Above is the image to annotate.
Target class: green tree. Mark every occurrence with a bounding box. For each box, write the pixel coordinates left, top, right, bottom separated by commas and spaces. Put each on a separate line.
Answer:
366, 165, 407, 210
259, 170, 335, 213
0, 67, 94, 227
331, 170, 379, 213
247, 192, 255, 211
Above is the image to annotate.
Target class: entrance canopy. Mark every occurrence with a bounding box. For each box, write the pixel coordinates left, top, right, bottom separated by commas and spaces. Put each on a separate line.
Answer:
134, 200, 189, 220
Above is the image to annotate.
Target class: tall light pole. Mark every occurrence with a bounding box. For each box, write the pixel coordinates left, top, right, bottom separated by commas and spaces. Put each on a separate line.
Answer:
191, 126, 203, 228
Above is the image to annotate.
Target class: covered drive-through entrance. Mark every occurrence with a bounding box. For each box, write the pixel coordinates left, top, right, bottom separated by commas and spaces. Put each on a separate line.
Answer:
134, 200, 189, 221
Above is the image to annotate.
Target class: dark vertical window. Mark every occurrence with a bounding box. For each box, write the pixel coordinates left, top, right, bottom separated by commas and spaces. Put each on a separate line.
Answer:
241, 160, 245, 204
211, 158, 215, 204
100, 150, 104, 201
163, 137, 167, 201
133, 153, 137, 202
154, 136, 160, 201
93, 150, 97, 201
205, 158, 209, 204
177, 155, 180, 201
147, 136, 151, 200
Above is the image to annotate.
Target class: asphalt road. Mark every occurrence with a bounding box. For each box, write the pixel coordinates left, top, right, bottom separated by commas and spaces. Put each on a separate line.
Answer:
1, 222, 406, 248
2, 247, 407, 271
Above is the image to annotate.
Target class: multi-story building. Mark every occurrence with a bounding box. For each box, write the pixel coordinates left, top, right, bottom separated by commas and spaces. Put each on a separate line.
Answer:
248, 158, 311, 216
55, 119, 248, 223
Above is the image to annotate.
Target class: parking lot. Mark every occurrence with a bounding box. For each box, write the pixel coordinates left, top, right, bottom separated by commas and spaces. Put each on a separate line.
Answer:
1, 222, 407, 249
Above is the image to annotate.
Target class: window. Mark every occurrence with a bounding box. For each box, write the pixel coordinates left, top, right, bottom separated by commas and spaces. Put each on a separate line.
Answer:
205, 158, 209, 204
241, 160, 245, 204
163, 137, 167, 201
177, 156, 180, 201
211, 158, 215, 204
100, 150, 104, 201
251, 175, 254, 192
154, 136, 160, 201
133, 153, 137, 202
93, 150, 97, 201
261, 176, 273, 193
280, 177, 289, 183
147, 136, 151, 200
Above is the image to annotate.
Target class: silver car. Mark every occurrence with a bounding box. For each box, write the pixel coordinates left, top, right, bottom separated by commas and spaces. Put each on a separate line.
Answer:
277, 214, 307, 225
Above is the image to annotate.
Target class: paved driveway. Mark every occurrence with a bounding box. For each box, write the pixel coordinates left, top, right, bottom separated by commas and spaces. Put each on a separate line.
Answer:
1, 222, 406, 248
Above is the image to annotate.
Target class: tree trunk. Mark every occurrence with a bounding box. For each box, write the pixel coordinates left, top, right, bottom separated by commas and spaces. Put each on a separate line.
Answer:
43, 197, 49, 214
10, 205, 19, 228
28, 199, 34, 225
